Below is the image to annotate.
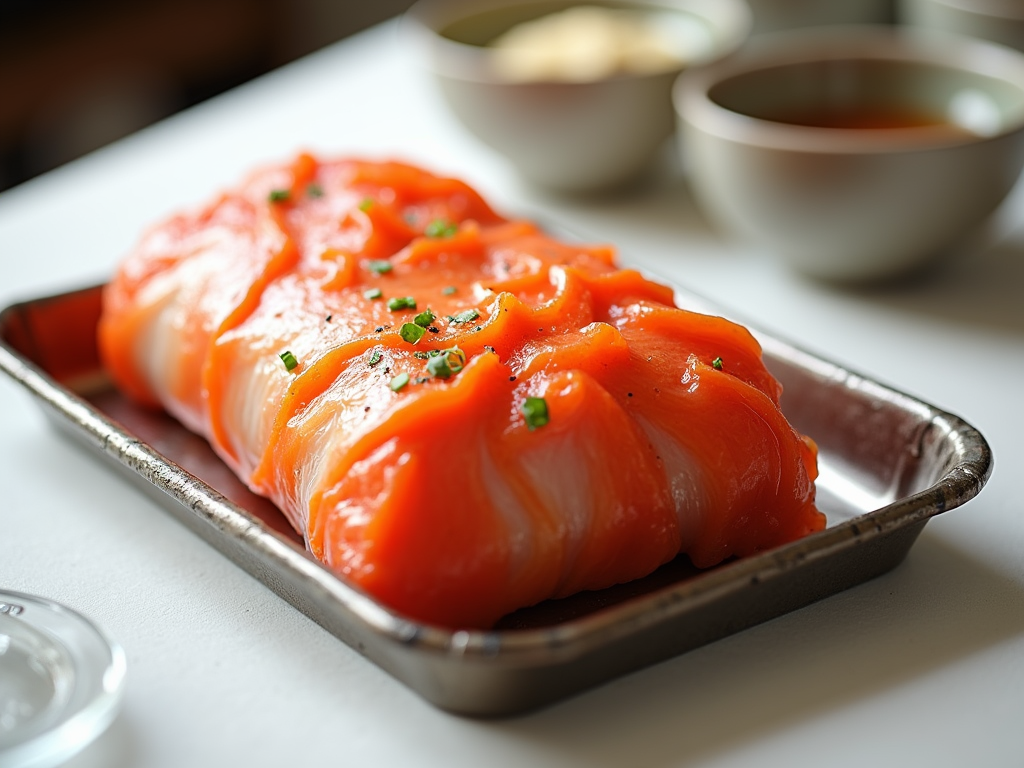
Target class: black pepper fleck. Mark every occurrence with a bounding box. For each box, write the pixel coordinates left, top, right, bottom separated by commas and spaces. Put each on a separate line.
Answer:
428, 326, 439, 333
509, 376, 516, 382
375, 326, 384, 333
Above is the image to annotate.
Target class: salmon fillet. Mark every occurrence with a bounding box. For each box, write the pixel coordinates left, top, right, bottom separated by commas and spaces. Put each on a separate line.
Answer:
99, 153, 824, 628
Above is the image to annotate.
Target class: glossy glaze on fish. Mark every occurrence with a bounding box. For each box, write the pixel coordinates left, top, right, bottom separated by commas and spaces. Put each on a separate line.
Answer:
99, 154, 824, 628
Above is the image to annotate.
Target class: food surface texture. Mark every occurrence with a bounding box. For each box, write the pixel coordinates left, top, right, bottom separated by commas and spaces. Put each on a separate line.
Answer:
98, 155, 823, 628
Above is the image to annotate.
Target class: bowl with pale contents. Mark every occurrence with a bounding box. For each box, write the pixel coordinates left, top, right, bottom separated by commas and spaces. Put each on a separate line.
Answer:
674, 25, 1024, 282
403, 0, 752, 194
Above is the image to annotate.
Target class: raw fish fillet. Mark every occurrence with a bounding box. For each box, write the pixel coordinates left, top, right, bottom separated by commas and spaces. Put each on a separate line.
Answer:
99, 154, 824, 628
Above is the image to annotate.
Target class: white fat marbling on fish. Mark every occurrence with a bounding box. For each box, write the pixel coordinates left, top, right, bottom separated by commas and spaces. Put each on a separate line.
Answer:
477, 446, 535, 584
218, 352, 285, 477
632, 415, 706, 550
516, 430, 594, 593
134, 281, 179, 408
273, 352, 397, 529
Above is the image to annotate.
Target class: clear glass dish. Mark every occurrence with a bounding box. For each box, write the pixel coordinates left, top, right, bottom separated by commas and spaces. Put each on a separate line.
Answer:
0, 590, 126, 768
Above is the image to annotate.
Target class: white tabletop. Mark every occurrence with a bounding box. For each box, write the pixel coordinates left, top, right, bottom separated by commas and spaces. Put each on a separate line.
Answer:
2, 19, 1023, 768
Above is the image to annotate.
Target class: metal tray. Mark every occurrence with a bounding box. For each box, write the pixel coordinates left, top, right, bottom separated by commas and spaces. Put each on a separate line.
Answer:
0, 283, 993, 717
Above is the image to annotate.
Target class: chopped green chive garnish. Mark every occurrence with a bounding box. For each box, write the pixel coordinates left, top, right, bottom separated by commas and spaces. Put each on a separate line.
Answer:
413, 351, 431, 360
279, 350, 299, 371
448, 348, 466, 371
387, 296, 417, 311
448, 309, 480, 324
306, 183, 324, 198
400, 322, 426, 344
712, 357, 724, 370
368, 350, 383, 367
269, 189, 291, 203
522, 397, 549, 431
425, 219, 458, 238
364, 287, 383, 300
426, 347, 466, 379
390, 372, 410, 392
426, 355, 453, 379
359, 197, 374, 212
442, 285, 457, 296
413, 309, 435, 327
366, 260, 393, 275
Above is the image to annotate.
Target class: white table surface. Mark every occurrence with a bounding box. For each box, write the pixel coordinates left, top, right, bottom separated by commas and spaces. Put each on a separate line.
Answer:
3, 19, 1023, 768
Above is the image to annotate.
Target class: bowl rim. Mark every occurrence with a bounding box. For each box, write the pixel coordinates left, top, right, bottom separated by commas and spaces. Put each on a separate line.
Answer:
674, 24, 1024, 154
401, 0, 753, 85
903, 0, 1024, 22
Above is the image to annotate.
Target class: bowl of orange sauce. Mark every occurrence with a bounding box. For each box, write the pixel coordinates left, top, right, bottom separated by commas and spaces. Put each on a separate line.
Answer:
404, 0, 751, 194
674, 25, 1024, 282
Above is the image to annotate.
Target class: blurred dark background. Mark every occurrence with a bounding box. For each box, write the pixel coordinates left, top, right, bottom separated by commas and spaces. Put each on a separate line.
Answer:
0, 0, 416, 193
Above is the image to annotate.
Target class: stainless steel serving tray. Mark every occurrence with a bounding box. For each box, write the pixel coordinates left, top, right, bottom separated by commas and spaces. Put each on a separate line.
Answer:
0, 282, 993, 717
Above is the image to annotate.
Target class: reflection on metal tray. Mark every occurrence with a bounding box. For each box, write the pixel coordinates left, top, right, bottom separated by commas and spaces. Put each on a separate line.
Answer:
0, 283, 993, 716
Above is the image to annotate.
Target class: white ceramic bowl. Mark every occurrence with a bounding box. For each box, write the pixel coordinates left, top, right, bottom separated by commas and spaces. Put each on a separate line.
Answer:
674, 26, 1024, 282
900, 0, 1024, 54
403, 0, 751, 194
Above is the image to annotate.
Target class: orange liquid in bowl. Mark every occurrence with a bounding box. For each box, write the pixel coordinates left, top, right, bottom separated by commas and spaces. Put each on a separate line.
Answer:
762, 106, 981, 137
770, 106, 946, 129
